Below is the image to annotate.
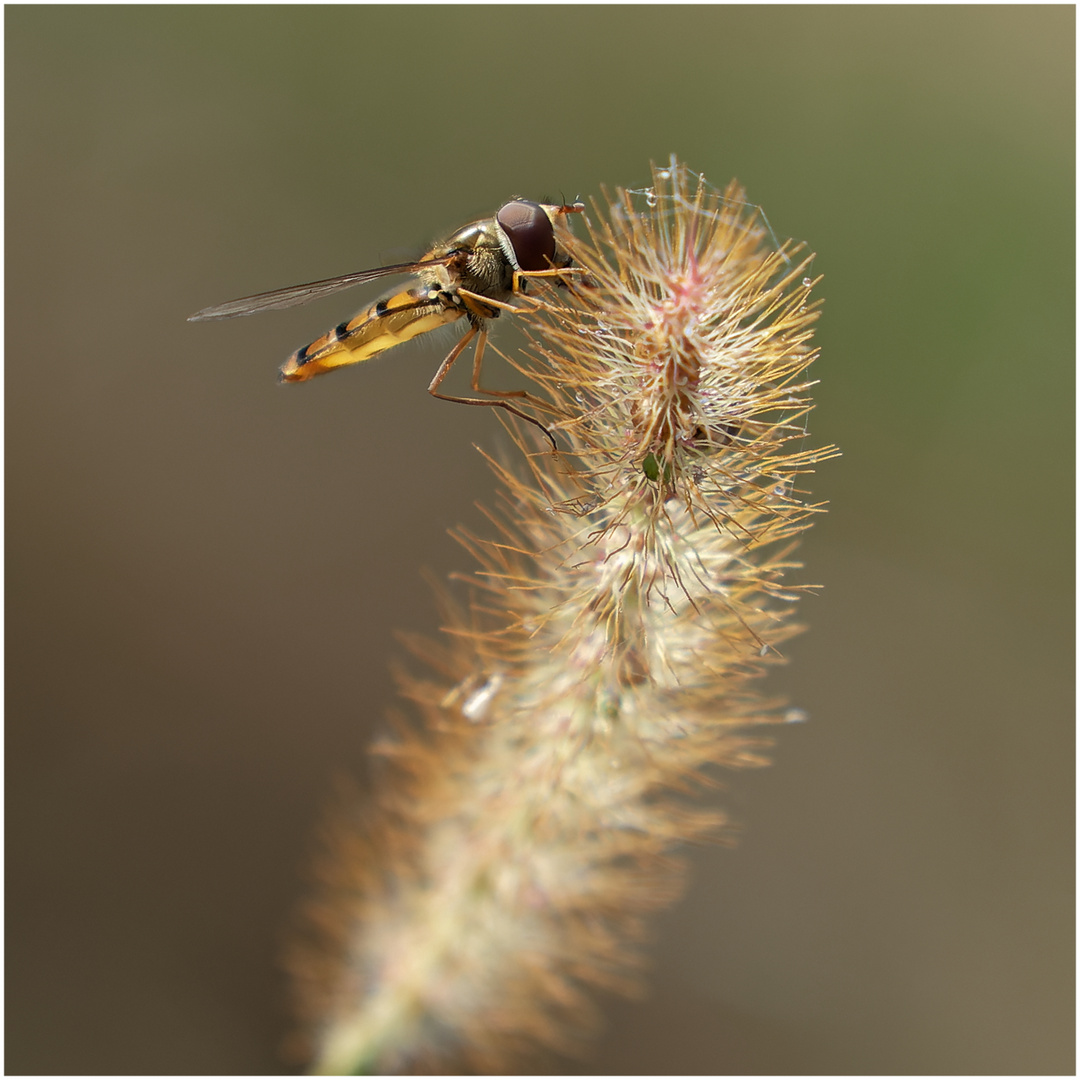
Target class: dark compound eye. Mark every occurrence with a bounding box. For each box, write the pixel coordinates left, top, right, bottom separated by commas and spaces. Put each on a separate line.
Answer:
496, 200, 556, 272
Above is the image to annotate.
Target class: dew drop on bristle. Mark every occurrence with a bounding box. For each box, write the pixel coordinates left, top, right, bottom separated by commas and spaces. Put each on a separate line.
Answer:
462, 672, 504, 723
623, 164, 800, 269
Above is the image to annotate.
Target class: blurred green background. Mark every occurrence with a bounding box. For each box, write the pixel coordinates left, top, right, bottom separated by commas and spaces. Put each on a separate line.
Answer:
7, 6, 1072, 1074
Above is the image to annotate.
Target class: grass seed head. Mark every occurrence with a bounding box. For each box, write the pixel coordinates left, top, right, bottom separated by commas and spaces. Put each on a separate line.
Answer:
289, 159, 836, 1075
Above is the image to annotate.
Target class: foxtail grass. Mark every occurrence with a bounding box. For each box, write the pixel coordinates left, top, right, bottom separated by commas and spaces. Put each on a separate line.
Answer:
289, 159, 835, 1074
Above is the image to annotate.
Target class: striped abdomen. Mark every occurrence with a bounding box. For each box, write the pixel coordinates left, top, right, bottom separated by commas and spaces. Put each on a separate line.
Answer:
279, 286, 463, 383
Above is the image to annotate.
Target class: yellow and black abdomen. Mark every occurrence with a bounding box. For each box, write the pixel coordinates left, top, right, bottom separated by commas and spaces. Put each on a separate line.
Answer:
279, 286, 463, 383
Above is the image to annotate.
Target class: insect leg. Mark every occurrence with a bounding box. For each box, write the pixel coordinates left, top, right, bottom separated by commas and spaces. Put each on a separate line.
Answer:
468, 335, 559, 418
428, 328, 557, 450
468, 331, 527, 399
512, 266, 582, 291
427, 324, 479, 396
456, 288, 521, 315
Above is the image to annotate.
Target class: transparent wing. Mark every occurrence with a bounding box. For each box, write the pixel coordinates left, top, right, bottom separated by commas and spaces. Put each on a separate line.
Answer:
187, 257, 454, 321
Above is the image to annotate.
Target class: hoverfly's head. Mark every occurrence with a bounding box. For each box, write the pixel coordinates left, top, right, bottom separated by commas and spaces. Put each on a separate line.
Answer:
495, 200, 558, 273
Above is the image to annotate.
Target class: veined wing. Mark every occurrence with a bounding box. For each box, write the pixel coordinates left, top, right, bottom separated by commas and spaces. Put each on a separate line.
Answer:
187, 256, 455, 322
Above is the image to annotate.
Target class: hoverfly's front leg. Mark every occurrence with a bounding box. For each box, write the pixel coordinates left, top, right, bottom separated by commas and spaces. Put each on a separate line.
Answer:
459, 270, 582, 310
511, 265, 582, 295
428, 327, 557, 450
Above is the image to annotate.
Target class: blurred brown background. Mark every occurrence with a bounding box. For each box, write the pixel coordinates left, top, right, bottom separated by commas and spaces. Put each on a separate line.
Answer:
6, 6, 1073, 1074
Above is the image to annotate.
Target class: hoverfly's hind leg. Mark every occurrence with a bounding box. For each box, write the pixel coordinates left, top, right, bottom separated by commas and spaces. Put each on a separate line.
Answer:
469, 332, 526, 399
468, 332, 538, 400
453, 311, 560, 416
428, 327, 557, 450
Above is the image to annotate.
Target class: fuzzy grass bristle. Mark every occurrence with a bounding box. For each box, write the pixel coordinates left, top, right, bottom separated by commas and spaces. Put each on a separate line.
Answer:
288, 158, 836, 1075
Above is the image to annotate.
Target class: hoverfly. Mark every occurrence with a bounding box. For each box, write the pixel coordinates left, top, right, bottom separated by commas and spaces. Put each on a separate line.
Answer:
188, 199, 585, 446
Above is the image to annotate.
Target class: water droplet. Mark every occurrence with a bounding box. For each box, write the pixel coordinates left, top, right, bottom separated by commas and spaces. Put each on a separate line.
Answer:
784, 708, 809, 723
802, 277, 812, 287
657, 169, 671, 180
462, 672, 504, 722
